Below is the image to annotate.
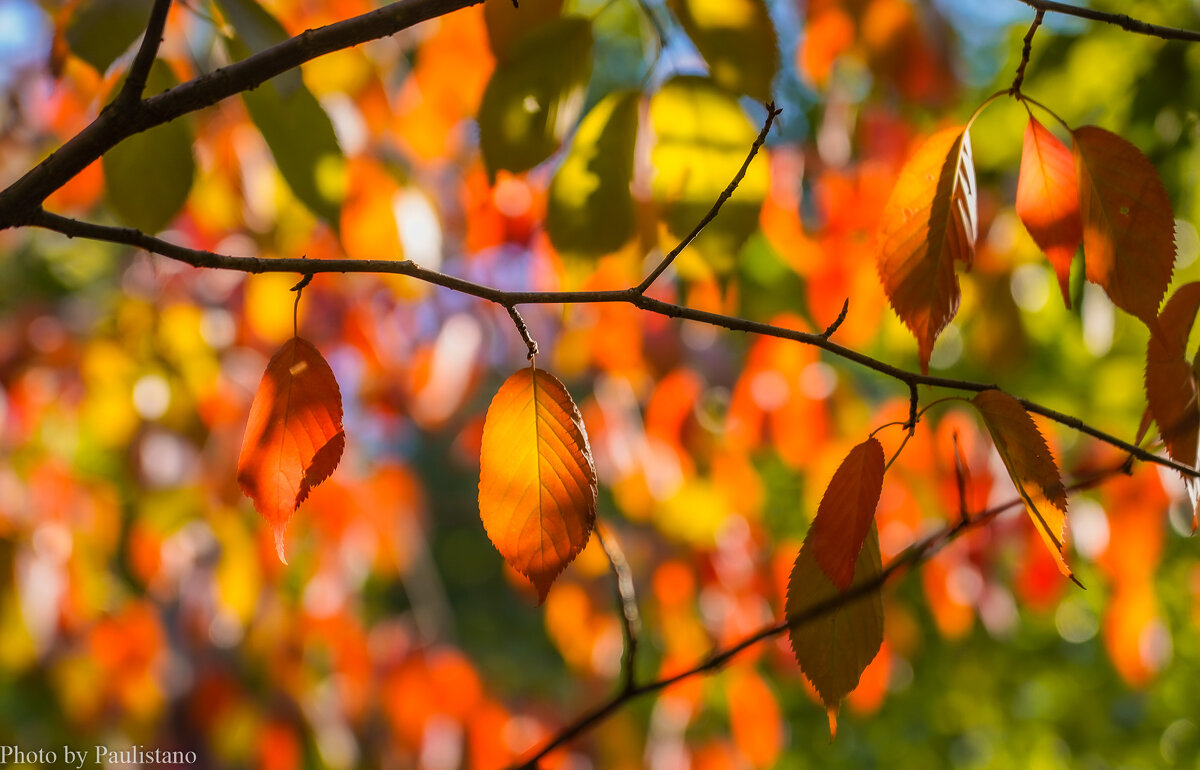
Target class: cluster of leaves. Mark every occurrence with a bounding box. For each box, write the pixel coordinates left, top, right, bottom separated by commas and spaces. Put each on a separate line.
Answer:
1, 0, 1200, 767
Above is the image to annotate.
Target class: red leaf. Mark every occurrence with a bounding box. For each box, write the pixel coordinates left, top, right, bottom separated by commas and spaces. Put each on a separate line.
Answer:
1073, 126, 1175, 324
806, 437, 886, 589
237, 337, 346, 564
877, 126, 977, 372
1016, 117, 1082, 306
971, 390, 1074, 584
478, 366, 597, 603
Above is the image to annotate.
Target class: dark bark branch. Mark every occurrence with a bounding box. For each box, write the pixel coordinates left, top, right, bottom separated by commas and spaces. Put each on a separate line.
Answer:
1018, 0, 1200, 42
115, 0, 174, 108
1010, 8, 1044, 95
595, 524, 641, 696
0, 0, 483, 223
27, 208, 1196, 479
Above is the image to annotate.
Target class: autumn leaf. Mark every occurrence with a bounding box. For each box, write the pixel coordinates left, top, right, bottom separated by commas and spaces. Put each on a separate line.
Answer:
1016, 116, 1082, 306
1073, 125, 1175, 325
971, 390, 1075, 584
805, 437, 885, 590
237, 337, 346, 564
787, 525, 884, 739
478, 366, 598, 603
877, 126, 977, 372
1144, 282, 1200, 530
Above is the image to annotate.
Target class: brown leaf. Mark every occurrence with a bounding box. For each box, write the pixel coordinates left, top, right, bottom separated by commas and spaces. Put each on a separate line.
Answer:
877, 126, 977, 372
1073, 126, 1175, 324
806, 437, 886, 590
237, 337, 346, 563
787, 525, 884, 739
971, 390, 1075, 584
478, 366, 597, 603
1016, 117, 1082, 306
1144, 282, 1200, 530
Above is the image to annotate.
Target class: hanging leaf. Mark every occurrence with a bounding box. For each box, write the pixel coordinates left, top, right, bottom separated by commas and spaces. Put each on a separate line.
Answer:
805, 437, 885, 590
876, 126, 976, 372
667, 0, 779, 101
237, 337, 346, 563
786, 525, 884, 739
546, 90, 639, 259
971, 390, 1074, 583
1016, 116, 1082, 306
65, 0, 153, 73
1144, 282, 1200, 530
650, 75, 769, 277
478, 366, 598, 603
102, 61, 195, 233
225, 37, 346, 226
477, 16, 593, 180
484, 0, 564, 61
1073, 125, 1175, 324
214, 0, 302, 97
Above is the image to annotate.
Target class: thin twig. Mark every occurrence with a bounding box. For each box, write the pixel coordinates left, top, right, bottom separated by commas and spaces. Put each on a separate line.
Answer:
505, 305, 538, 361
952, 431, 970, 524
508, 459, 1134, 768
634, 103, 781, 294
1017, 0, 1200, 42
821, 299, 850, 340
26, 208, 1199, 480
116, 0, 174, 108
1010, 8, 1044, 95
594, 523, 641, 696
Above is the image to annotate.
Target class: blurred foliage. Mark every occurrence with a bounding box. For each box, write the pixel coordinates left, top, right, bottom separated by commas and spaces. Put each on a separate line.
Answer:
0, 0, 1198, 768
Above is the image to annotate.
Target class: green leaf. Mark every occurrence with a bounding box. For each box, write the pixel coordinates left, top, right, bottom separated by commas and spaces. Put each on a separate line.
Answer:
478, 15, 593, 180
102, 62, 195, 233
667, 0, 779, 101
786, 524, 883, 738
213, 0, 302, 97
227, 38, 346, 226
650, 76, 769, 277
546, 91, 639, 259
65, 0, 153, 73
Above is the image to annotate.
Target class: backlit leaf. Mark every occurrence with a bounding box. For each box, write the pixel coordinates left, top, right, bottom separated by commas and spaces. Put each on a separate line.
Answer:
478, 367, 598, 603
1074, 125, 1175, 324
484, 0, 564, 61
102, 62, 195, 233
477, 16, 593, 180
668, 0, 779, 101
65, 0, 152, 73
806, 437, 885, 589
972, 390, 1073, 583
787, 525, 883, 738
1144, 282, 1200, 528
227, 38, 346, 225
546, 90, 639, 259
1016, 117, 1082, 306
876, 126, 976, 372
237, 337, 346, 563
650, 76, 769, 277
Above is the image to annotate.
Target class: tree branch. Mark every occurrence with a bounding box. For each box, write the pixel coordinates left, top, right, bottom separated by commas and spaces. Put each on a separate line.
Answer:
0, 0, 483, 223
595, 523, 641, 695
508, 460, 1133, 768
1009, 8, 1044, 95
1018, 0, 1200, 42
27, 208, 1198, 480
115, 0, 174, 108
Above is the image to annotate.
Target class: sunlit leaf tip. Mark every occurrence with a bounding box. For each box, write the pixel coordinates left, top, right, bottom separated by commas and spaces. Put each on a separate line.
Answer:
478, 366, 598, 603
236, 337, 346, 564
876, 126, 977, 373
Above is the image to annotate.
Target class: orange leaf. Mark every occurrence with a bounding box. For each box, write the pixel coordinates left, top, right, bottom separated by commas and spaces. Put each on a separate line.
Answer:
1016, 117, 1082, 306
877, 126, 976, 372
1073, 125, 1175, 324
478, 366, 597, 603
1144, 282, 1200, 528
237, 337, 346, 564
806, 437, 885, 589
971, 390, 1074, 584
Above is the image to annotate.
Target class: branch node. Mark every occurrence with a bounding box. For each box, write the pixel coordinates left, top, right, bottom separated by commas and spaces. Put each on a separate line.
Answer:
821, 299, 849, 339
506, 305, 539, 361
1010, 8, 1044, 96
